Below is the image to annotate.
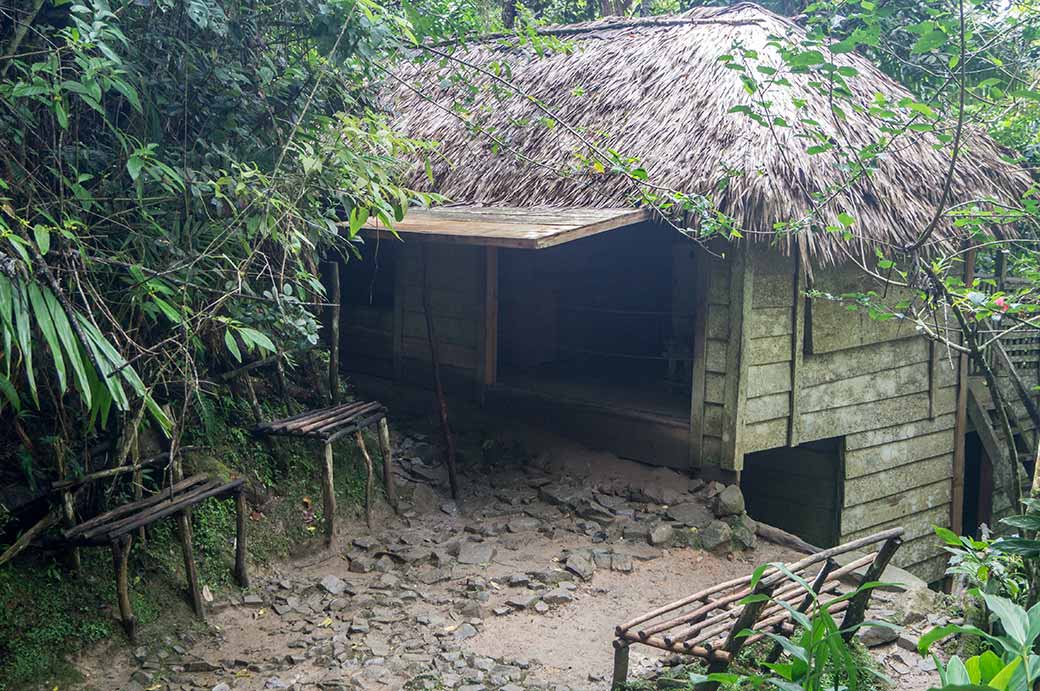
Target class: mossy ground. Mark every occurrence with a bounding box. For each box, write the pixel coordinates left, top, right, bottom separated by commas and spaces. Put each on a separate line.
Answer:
0, 384, 377, 690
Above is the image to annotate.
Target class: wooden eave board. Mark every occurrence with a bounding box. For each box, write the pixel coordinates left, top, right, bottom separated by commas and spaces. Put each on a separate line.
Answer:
359, 207, 651, 249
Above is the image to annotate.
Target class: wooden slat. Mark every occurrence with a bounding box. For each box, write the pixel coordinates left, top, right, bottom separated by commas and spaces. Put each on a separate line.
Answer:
106, 480, 244, 541
64, 474, 211, 539
79, 479, 226, 540
359, 207, 651, 249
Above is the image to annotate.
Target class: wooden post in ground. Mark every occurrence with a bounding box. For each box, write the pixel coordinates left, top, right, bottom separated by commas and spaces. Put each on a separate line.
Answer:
354, 431, 375, 528
177, 510, 205, 618
56, 440, 81, 572
421, 243, 459, 500
951, 246, 975, 536
111, 535, 136, 640
327, 261, 341, 405
321, 441, 336, 546
701, 582, 775, 690
376, 417, 398, 511
234, 489, 249, 588
611, 639, 630, 690
839, 536, 902, 640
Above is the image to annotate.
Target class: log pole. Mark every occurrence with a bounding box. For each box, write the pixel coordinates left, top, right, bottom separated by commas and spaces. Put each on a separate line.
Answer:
322, 441, 336, 546
354, 431, 375, 528
421, 244, 459, 500
234, 489, 249, 588
377, 416, 398, 511
327, 261, 341, 405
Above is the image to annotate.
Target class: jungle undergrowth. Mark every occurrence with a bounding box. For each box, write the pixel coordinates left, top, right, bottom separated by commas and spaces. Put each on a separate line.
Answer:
0, 379, 378, 690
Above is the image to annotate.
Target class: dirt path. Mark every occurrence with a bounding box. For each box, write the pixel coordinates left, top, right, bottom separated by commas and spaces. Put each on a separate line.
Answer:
71, 433, 942, 691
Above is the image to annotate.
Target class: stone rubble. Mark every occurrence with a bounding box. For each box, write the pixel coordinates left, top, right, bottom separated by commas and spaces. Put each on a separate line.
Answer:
109, 431, 935, 691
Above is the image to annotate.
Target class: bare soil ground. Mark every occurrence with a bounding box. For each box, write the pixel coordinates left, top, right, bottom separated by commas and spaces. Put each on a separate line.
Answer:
70, 429, 943, 691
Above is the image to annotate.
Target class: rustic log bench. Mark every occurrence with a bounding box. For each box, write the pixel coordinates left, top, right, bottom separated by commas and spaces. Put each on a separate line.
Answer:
611, 527, 904, 689
54, 450, 248, 641
253, 400, 398, 545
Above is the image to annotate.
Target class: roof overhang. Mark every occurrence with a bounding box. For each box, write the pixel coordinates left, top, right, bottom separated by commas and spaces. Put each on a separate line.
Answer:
360, 206, 651, 249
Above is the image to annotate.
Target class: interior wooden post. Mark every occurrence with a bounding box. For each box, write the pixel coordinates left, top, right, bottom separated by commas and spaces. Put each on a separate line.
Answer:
950, 245, 976, 536
326, 260, 341, 405
177, 510, 205, 618
322, 441, 336, 546
111, 535, 136, 640
234, 489, 249, 588
482, 246, 499, 399
377, 416, 398, 511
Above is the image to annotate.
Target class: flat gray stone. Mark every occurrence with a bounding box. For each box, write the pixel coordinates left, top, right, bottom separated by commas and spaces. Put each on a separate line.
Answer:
700, 520, 732, 551
565, 552, 595, 581
666, 501, 714, 528
319, 574, 348, 596
648, 522, 674, 546
457, 541, 496, 565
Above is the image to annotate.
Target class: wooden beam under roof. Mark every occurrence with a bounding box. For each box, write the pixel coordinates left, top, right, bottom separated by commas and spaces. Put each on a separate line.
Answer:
357, 206, 652, 249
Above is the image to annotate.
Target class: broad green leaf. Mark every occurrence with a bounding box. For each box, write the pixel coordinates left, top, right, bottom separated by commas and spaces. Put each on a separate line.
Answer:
981, 594, 1028, 648
12, 283, 38, 406
987, 656, 1020, 690
225, 329, 242, 363
28, 283, 67, 393
33, 225, 50, 255
0, 373, 20, 413
43, 288, 91, 408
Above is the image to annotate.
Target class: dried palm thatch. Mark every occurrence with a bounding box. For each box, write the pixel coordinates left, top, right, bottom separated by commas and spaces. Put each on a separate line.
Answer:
387, 3, 1033, 264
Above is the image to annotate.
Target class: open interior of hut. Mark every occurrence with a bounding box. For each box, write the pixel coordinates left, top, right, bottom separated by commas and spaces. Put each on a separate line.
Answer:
495, 222, 694, 422
740, 437, 844, 548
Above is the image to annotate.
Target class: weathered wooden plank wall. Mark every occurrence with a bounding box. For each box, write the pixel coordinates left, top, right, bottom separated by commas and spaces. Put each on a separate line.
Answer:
728, 250, 960, 583
699, 254, 731, 465
396, 242, 483, 378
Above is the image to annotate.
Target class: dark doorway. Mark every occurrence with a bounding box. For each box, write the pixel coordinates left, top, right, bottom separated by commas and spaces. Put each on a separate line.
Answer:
962, 431, 991, 538
741, 438, 844, 548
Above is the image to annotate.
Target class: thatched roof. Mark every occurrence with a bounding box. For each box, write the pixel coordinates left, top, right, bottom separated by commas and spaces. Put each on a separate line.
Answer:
388, 3, 1033, 263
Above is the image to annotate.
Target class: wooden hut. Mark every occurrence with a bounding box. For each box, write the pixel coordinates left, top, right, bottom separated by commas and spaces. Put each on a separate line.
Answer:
340, 3, 1037, 582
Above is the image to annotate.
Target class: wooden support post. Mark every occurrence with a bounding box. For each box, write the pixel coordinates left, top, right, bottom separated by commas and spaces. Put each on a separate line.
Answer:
327, 261, 341, 405
788, 247, 806, 447
689, 248, 710, 469
56, 441, 81, 572
721, 245, 753, 472
765, 559, 834, 664
481, 246, 499, 402
377, 417, 398, 512
702, 583, 775, 689
111, 535, 136, 640
322, 441, 336, 547
131, 431, 145, 544
177, 510, 205, 618
354, 431, 375, 528
951, 246, 975, 536
234, 489, 249, 588
422, 243, 459, 500
611, 639, 630, 690
839, 536, 902, 640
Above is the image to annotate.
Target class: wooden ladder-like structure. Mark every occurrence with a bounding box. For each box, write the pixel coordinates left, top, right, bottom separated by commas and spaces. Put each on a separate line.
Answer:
611, 528, 904, 690
967, 337, 1040, 518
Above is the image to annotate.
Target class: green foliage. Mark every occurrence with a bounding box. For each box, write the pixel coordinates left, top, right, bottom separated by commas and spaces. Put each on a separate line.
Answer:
934, 525, 1030, 603
920, 592, 1040, 691
0, 0, 440, 481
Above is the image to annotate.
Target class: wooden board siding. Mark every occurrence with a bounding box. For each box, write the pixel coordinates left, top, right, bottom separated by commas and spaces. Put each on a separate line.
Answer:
737, 254, 961, 583
397, 242, 483, 377
807, 264, 921, 354
695, 254, 730, 467
743, 250, 795, 454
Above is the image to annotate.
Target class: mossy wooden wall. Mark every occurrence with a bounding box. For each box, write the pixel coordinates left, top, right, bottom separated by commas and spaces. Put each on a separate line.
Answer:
696, 248, 960, 583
